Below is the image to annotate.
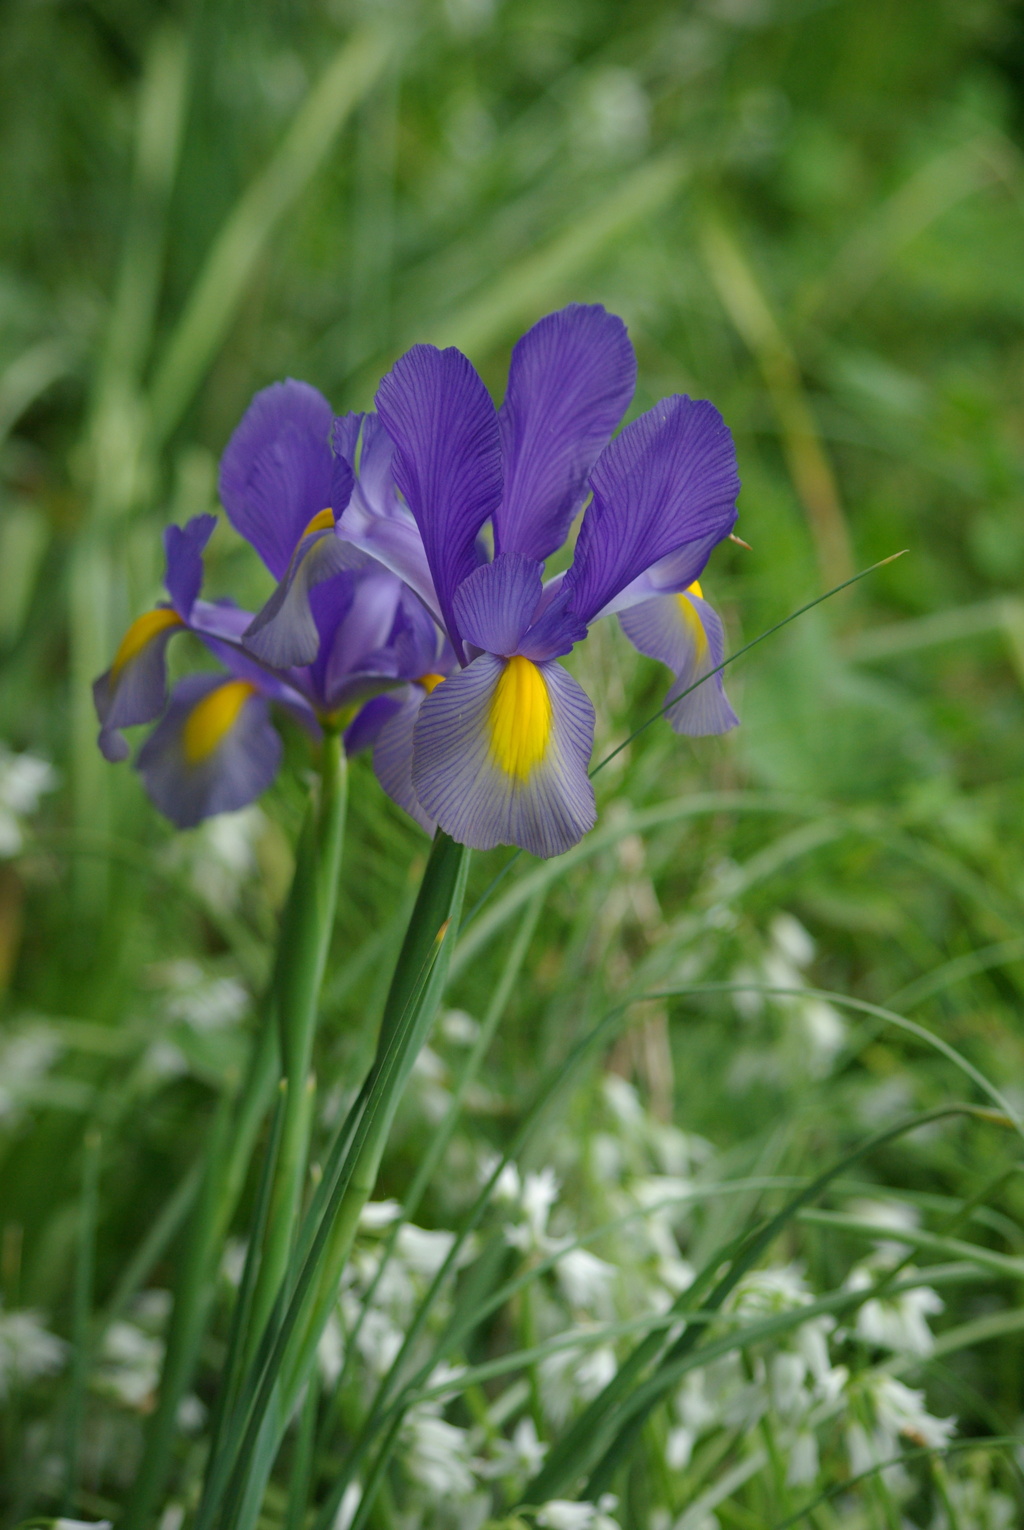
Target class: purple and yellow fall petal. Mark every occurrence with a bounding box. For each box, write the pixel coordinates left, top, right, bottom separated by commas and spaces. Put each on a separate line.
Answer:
375, 344, 502, 657
135, 673, 282, 828
495, 304, 635, 563
93, 607, 186, 761
619, 585, 738, 736
564, 395, 739, 627
411, 653, 595, 858
372, 686, 437, 836
243, 522, 362, 668
218, 380, 338, 578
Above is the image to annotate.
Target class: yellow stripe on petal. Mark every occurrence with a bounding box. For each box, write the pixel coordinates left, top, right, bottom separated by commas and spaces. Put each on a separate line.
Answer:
417, 672, 445, 695
183, 681, 257, 764
111, 608, 183, 679
488, 656, 552, 780
675, 588, 709, 659
301, 507, 335, 538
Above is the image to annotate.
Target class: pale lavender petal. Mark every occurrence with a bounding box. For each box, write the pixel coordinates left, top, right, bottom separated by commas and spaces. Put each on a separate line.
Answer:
136, 674, 282, 828
164, 514, 217, 618
453, 552, 543, 657
620, 590, 738, 736
495, 304, 635, 562
373, 689, 436, 835
375, 344, 501, 655
337, 494, 441, 625
564, 396, 739, 626
219, 380, 336, 578
317, 567, 404, 710
412, 654, 595, 857
243, 531, 361, 667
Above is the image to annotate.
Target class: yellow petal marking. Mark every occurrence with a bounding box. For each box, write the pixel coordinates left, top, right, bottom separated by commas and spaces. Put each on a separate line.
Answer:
417, 672, 445, 695
302, 507, 335, 538
110, 608, 183, 679
675, 585, 708, 659
183, 680, 258, 764
488, 655, 552, 781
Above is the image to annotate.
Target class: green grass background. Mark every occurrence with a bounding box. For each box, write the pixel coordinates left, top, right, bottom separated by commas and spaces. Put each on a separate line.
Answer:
2, 0, 1024, 1522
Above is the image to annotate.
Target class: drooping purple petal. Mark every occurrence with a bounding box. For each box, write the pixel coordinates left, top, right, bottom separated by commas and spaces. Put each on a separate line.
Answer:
218, 380, 336, 578
411, 654, 595, 857
453, 552, 543, 658
93, 610, 185, 762
165, 514, 217, 618
564, 396, 739, 627
593, 532, 723, 618
315, 566, 405, 711
620, 589, 738, 735
375, 345, 501, 656
136, 673, 282, 828
495, 305, 636, 563
243, 531, 362, 668
373, 688, 436, 836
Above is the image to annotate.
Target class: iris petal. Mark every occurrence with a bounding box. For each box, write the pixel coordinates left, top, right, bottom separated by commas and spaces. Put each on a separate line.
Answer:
93, 609, 184, 762
164, 514, 217, 617
218, 380, 336, 578
620, 589, 738, 735
412, 653, 595, 858
565, 395, 739, 627
375, 344, 502, 657
453, 552, 543, 657
243, 530, 361, 667
373, 688, 436, 835
136, 673, 282, 828
496, 304, 635, 563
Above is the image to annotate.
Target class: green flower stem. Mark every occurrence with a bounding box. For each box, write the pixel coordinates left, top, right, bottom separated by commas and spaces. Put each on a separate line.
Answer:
205, 832, 469, 1530
239, 734, 347, 1372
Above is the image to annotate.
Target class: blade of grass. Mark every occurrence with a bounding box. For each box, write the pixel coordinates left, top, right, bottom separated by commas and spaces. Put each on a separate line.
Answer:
62, 1127, 101, 1515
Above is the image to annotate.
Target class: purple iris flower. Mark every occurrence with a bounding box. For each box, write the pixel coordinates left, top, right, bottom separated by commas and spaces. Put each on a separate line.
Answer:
322, 302, 741, 858
93, 382, 454, 829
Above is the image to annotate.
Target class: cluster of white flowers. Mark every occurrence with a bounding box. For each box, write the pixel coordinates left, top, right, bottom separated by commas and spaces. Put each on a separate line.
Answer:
0, 743, 56, 858
160, 803, 268, 912
0, 1301, 66, 1398
0, 1020, 62, 1126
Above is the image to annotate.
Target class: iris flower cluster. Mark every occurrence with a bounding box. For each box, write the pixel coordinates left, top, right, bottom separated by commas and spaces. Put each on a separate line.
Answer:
94, 305, 740, 858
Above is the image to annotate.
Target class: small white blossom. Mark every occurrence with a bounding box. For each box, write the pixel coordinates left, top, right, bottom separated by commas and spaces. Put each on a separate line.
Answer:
397, 1223, 455, 1279
787, 1427, 819, 1487
556, 1247, 616, 1314
537, 1493, 620, 1530
402, 1410, 477, 1497
0, 746, 57, 857
480, 1414, 548, 1480
0, 1305, 67, 1396
0, 1024, 62, 1123
97, 1320, 164, 1409
848, 1266, 944, 1355
358, 1199, 402, 1230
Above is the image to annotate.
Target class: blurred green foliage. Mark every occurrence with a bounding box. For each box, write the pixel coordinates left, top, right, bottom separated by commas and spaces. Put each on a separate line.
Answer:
3, 0, 1024, 1523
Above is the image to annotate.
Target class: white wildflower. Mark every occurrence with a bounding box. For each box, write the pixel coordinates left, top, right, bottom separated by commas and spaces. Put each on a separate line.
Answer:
771, 913, 815, 968
402, 1410, 477, 1497
440, 1008, 480, 1044
556, 1247, 616, 1314
507, 1168, 559, 1252
537, 1493, 620, 1530
787, 1428, 819, 1487
54, 1521, 113, 1530
872, 1376, 955, 1449
333, 1480, 361, 1530
847, 1195, 921, 1259
97, 1320, 163, 1409
0, 746, 57, 857
848, 1266, 944, 1355
0, 1305, 67, 1396
355, 1309, 403, 1377
769, 1351, 809, 1419
358, 1199, 402, 1231
155, 961, 248, 1031
396, 1223, 455, 1279
162, 804, 265, 912
318, 1312, 344, 1386
0, 1023, 62, 1123
480, 1414, 548, 1480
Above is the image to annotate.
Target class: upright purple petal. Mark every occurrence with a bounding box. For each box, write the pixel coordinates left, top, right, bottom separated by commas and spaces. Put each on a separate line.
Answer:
219, 380, 335, 578
620, 589, 738, 735
165, 514, 217, 618
411, 654, 595, 857
495, 305, 636, 563
453, 553, 543, 658
564, 397, 739, 627
375, 345, 501, 656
